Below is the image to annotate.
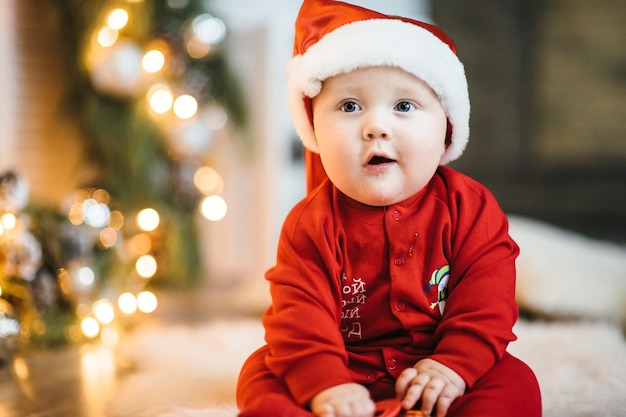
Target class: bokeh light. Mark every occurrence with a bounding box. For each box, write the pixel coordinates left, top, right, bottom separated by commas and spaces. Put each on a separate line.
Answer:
127, 233, 152, 257
93, 299, 115, 324
118, 292, 138, 314
81, 317, 100, 338
173, 94, 198, 119
1, 213, 17, 230
194, 166, 223, 195
142, 49, 165, 73
77, 266, 96, 287
100, 227, 118, 248
97, 27, 118, 47
148, 85, 173, 114
107, 8, 129, 30
137, 291, 158, 313
82, 198, 111, 228
136, 254, 157, 278
200, 195, 227, 221
136, 208, 160, 231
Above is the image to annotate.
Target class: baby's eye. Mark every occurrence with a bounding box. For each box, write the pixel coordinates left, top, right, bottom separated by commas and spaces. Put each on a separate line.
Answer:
340, 101, 361, 112
395, 101, 415, 112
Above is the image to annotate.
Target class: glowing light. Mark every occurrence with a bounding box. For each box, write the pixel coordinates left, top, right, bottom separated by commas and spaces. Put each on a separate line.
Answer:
1, 213, 17, 230
109, 210, 124, 230
194, 166, 223, 195
127, 233, 152, 257
136, 208, 159, 231
186, 37, 211, 59
0, 286, 2, 296
107, 8, 129, 30
93, 299, 115, 324
173, 94, 198, 119
13, 357, 29, 380
100, 227, 118, 248
137, 291, 158, 313
97, 26, 119, 47
81, 317, 100, 338
148, 85, 173, 114
192, 14, 226, 45
82, 198, 111, 228
142, 49, 165, 73
200, 195, 227, 221
118, 292, 137, 314
69, 203, 84, 225
0, 223, 3, 235
136, 254, 157, 278
77, 266, 96, 287
92, 188, 110, 204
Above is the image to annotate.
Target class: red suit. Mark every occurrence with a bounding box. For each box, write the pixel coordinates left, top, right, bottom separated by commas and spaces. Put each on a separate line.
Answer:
237, 165, 541, 417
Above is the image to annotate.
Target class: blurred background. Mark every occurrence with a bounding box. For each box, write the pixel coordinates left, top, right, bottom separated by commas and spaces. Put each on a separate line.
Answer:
0, 0, 624, 357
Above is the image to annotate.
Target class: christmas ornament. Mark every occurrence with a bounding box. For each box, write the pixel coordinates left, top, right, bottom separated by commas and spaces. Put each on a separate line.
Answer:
87, 39, 145, 97
0, 171, 29, 212
0, 228, 42, 282
0, 299, 21, 364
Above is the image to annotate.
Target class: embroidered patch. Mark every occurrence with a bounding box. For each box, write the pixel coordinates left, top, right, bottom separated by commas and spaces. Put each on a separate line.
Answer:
428, 265, 450, 314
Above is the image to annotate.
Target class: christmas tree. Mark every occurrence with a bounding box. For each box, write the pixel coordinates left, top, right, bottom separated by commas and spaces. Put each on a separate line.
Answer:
0, 0, 246, 358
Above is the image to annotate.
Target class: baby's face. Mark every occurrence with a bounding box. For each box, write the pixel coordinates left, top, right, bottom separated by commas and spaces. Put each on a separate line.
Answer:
311, 66, 448, 206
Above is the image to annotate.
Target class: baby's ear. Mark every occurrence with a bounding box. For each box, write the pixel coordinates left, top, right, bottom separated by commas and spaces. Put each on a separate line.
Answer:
445, 121, 453, 147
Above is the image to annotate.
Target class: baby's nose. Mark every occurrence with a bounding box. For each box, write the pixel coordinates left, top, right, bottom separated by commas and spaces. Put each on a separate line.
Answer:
362, 112, 391, 140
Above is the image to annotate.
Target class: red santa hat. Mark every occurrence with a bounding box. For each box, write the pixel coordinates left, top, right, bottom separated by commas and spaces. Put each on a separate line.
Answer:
287, 0, 470, 165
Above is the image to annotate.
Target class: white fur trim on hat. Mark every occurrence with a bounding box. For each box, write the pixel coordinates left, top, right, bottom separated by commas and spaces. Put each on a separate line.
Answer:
287, 18, 470, 165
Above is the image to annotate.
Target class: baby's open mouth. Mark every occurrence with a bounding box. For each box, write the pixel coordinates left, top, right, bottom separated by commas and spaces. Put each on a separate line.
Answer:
368, 156, 395, 165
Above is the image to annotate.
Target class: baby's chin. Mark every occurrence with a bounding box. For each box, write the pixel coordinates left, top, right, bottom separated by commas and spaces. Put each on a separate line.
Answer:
350, 187, 411, 207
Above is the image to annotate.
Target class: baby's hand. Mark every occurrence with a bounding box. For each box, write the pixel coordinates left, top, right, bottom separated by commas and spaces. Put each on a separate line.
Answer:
395, 359, 466, 417
311, 382, 375, 417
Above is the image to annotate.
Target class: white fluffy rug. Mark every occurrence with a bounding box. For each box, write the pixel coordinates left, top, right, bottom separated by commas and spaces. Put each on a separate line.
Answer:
112, 317, 626, 417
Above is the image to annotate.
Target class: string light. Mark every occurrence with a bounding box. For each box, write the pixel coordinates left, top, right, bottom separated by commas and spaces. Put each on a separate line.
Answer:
118, 292, 138, 314
200, 195, 227, 221
127, 233, 152, 257
173, 94, 198, 119
148, 84, 173, 114
137, 291, 158, 313
77, 266, 96, 288
81, 317, 100, 338
136, 208, 159, 231
194, 166, 223, 195
142, 49, 165, 73
136, 254, 157, 278
107, 8, 129, 30
1, 213, 17, 230
93, 299, 115, 324
96, 26, 118, 47
108, 210, 124, 230
82, 198, 111, 228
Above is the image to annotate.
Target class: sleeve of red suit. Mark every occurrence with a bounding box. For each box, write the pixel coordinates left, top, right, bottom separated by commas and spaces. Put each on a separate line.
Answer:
428, 170, 520, 388
262, 185, 352, 406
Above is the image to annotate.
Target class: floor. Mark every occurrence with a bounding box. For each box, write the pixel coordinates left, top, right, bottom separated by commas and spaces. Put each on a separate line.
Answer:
0, 286, 262, 417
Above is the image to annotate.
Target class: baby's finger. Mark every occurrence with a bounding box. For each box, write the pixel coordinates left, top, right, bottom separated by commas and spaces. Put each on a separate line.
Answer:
420, 377, 445, 416
400, 373, 430, 409
396, 368, 418, 398
313, 403, 335, 417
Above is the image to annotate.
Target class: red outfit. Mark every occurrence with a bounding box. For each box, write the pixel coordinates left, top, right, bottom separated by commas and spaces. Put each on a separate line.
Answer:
237, 166, 541, 417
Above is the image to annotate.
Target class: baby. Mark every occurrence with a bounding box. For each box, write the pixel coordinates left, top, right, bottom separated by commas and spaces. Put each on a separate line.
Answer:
236, 1, 542, 417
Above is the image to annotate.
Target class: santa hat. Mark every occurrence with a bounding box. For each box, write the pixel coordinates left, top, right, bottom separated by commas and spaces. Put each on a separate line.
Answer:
287, 0, 470, 165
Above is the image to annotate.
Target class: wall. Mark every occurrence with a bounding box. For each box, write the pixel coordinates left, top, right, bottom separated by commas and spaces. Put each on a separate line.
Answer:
434, 0, 626, 243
